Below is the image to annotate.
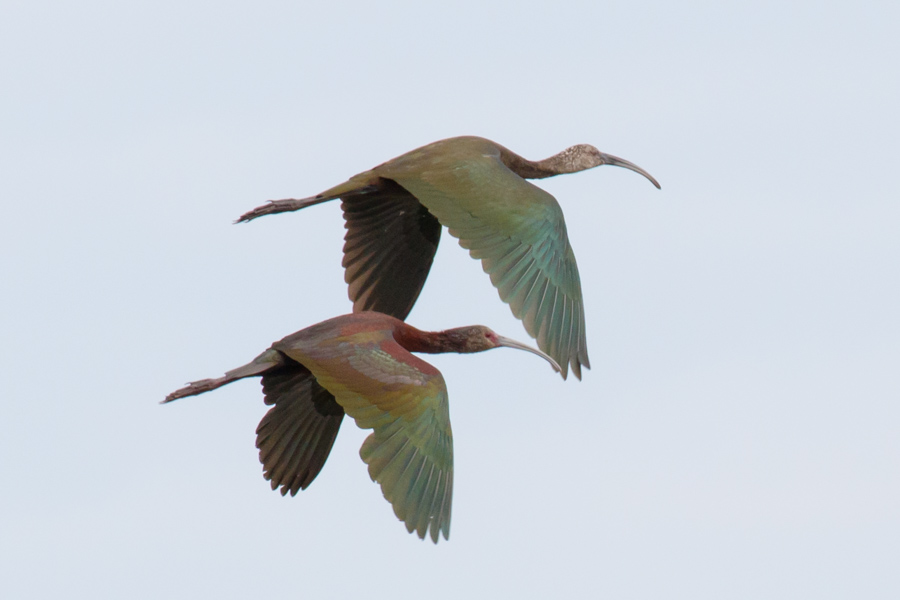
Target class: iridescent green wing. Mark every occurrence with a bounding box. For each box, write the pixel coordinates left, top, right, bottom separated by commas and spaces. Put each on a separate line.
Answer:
384, 153, 589, 379
256, 360, 345, 495
278, 334, 453, 543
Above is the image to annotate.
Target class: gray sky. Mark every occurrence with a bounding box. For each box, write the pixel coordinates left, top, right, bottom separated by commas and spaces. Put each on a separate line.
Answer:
2, 1, 898, 598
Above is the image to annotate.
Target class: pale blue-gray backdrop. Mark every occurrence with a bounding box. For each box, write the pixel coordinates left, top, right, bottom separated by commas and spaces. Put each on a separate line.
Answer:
2, 1, 898, 598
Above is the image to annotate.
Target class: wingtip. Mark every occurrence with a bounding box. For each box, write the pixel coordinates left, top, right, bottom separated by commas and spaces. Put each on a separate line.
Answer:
426, 523, 448, 544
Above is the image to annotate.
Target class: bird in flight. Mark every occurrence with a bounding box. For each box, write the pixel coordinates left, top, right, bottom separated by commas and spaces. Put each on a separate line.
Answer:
164, 311, 560, 543
237, 136, 660, 380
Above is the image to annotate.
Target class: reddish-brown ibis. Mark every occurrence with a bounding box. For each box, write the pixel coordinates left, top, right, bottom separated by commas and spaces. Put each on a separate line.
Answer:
237, 136, 659, 380
163, 311, 560, 543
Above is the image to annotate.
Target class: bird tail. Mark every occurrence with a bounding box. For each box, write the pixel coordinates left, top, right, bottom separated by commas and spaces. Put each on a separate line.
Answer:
235, 177, 380, 223
162, 348, 284, 403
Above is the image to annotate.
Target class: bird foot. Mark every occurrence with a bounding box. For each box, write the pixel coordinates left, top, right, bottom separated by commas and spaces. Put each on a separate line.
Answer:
162, 378, 221, 403
235, 197, 325, 224
236, 201, 282, 223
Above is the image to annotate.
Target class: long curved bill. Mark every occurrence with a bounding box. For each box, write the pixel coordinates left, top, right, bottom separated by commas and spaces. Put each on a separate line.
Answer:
495, 335, 562, 375
600, 153, 661, 189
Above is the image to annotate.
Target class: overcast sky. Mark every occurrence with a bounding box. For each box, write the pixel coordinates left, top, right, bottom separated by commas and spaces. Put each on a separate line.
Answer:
2, 1, 898, 598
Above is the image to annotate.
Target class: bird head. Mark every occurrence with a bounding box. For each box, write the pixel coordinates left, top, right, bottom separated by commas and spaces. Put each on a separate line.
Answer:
563, 144, 607, 172
560, 144, 661, 188
444, 326, 561, 374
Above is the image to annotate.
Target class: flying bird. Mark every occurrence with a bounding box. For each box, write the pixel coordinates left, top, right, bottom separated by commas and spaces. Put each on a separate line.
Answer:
163, 311, 560, 543
237, 136, 660, 380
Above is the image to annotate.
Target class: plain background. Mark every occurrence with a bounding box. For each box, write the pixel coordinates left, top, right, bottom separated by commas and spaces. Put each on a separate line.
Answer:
2, 1, 898, 598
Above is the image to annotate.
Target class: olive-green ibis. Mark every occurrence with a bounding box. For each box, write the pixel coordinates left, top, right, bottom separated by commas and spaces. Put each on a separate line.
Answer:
163, 311, 560, 543
237, 136, 660, 380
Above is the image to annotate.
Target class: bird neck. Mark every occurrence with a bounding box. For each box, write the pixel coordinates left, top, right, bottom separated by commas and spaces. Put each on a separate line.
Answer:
499, 147, 576, 179
395, 326, 474, 355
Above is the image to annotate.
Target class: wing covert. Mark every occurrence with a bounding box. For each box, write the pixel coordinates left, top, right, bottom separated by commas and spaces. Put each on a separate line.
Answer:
292, 336, 454, 543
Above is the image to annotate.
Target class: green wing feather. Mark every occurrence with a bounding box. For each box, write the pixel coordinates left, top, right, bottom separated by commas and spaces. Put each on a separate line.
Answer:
381, 151, 589, 379
278, 333, 453, 543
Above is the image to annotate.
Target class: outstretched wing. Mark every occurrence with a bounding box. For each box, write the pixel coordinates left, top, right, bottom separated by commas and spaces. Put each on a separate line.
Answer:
382, 152, 589, 379
279, 332, 453, 543
237, 176, 440, 322
256, 360, 345, 495
341, 179, 441, 320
